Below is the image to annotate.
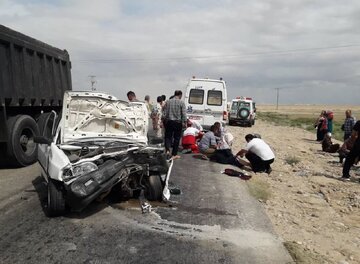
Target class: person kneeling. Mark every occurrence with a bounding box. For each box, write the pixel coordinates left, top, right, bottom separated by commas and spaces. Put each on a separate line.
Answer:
235, 134, 275, 174
182, 121, 202, 153
198, 125, 218, 157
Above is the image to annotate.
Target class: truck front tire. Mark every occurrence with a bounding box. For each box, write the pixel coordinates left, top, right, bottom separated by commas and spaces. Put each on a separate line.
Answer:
7, 115, 39, 167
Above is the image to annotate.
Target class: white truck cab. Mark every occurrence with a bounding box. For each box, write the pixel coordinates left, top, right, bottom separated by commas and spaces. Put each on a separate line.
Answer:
184, 77, 227, 129
228, 96, 256, 127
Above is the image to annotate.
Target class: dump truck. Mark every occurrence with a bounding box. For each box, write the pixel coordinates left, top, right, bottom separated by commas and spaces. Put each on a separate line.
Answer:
0, 24, 72, 166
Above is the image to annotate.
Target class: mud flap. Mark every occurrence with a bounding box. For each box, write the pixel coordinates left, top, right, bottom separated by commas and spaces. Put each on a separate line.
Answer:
162, 159, 174, 201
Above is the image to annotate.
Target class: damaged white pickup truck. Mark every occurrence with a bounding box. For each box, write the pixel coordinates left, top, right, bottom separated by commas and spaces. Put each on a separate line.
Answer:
35, 91, 173, 216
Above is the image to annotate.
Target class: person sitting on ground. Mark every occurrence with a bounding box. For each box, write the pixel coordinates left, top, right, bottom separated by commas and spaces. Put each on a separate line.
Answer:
338, 135, 356, 163
235, 134, 275, 174
213, 122, 234, 150
322, 132, 340, 153
198, 125, 219, 157
181, 120, 203, 153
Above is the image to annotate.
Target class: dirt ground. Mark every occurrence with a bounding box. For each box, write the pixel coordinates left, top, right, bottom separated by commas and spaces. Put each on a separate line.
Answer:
227, 106, 360, 264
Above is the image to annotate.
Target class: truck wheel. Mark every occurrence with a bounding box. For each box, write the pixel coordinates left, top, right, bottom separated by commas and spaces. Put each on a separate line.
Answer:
7, 115, 39, 167
146, 175, 163, 201
47, 180, 66, 217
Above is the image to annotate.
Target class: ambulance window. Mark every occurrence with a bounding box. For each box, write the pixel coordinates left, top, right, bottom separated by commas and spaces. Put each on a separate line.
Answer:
189, 89, 204, 104
231, 102, 239, 110
207, 90, 222, 106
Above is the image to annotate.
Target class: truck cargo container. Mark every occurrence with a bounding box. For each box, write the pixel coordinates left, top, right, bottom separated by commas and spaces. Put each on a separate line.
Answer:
0, 24, 72, 166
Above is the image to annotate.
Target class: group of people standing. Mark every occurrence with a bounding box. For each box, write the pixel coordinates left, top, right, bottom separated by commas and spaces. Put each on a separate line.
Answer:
315, 109, 360, 181
128, 90, 187, 160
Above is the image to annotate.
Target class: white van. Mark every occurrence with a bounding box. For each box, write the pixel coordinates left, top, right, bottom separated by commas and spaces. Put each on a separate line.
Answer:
184, 77, 227, 129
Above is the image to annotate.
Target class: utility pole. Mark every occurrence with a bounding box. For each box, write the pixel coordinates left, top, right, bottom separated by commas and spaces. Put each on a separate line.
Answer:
89, 75, 96, 91
275, 88, 280, 110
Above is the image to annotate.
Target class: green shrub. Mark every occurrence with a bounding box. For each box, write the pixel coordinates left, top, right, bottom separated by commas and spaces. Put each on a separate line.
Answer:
285, 156, 300, 166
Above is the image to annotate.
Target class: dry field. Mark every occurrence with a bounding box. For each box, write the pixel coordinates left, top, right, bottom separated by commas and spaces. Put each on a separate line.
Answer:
227, 105, 360, 264
258, 104, 360, 121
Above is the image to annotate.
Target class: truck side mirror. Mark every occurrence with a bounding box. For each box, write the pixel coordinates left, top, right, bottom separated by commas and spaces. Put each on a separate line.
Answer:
34, 136, 52, 145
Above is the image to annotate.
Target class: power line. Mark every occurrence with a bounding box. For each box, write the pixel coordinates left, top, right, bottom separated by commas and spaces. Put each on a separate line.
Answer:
75, 44, 360, 64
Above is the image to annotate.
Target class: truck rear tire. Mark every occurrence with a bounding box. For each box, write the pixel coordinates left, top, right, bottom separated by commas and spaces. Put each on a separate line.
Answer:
7, 115, 39, 167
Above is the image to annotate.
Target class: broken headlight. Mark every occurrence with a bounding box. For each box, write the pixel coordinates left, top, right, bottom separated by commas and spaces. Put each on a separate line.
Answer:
72, 162, 98, 177
63, 162, 98, 181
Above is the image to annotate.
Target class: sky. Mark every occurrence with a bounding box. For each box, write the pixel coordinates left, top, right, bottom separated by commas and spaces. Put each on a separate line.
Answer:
1, 0, 360, 105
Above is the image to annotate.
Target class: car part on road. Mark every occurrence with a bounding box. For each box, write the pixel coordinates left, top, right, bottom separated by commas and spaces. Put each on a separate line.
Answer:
141, 201, 152, 213
221, 169, 252, 180
169, 187, 181, 195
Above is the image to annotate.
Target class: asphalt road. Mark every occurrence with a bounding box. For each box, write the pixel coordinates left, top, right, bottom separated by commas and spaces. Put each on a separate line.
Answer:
0, 155, 292, 264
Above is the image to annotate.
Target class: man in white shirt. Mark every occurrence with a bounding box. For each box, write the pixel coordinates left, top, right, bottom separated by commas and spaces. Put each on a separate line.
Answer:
236, 134, 275, 174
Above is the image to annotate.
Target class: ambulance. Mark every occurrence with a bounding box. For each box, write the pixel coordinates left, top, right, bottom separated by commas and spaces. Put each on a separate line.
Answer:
228, 96, 256, 127
184, 77, 228, 129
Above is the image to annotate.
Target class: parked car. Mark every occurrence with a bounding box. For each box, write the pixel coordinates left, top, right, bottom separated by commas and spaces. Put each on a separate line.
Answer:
35, 91, 172, 216
184, 77, 228, 130
228, 97, 256, 127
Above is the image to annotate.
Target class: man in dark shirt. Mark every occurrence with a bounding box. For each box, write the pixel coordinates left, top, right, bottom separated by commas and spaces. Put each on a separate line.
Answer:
163, 90, 187, 159
342, 109, 356, 140
342, 120, 360, 180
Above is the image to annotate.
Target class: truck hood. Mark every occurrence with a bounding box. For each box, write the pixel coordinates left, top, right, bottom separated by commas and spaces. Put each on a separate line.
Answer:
60, 91, 148, 144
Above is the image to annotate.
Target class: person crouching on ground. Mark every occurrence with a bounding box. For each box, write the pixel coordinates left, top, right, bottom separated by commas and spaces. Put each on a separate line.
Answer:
322, 132, 340, 153
198, 125, 219, 157
235, 134, 275, 174
182, 120, 203, 153
338, 135, 356, 164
